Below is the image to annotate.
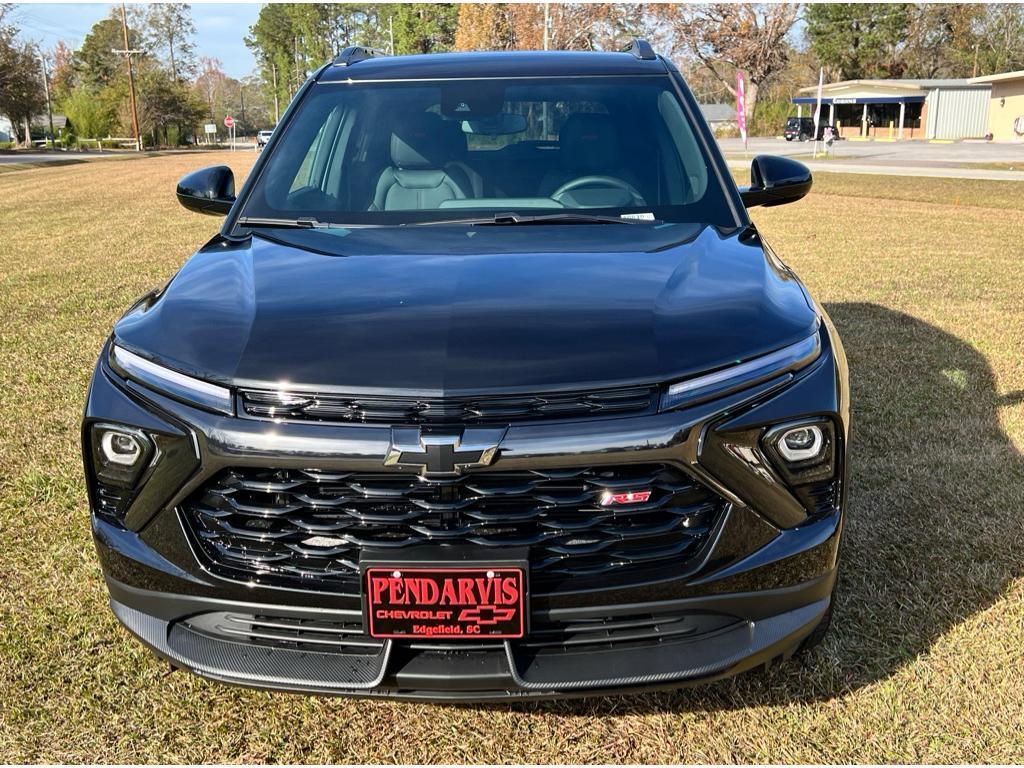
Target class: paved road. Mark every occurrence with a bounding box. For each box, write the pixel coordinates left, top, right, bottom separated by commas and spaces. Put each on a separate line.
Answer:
726, 158, 1024, 182
0, 147, 258, 164
717, 136, 1024, 163
719, 136, 1024, 181
4, 140, 1023, 180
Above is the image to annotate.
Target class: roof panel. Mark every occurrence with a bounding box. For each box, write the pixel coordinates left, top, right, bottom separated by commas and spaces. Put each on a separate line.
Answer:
317, 50, 668, 82
969, 69, 1024, 84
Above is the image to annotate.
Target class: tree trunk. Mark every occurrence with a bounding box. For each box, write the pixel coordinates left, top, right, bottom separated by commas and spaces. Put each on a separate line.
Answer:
745, 80, 759, 126
21, 116, 32, 148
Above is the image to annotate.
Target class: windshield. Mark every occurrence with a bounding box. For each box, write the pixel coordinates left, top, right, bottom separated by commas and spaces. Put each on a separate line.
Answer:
237, 76, 735, 227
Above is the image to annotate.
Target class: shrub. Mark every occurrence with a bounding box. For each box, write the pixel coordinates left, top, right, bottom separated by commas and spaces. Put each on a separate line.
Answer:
61, 89, 113, 140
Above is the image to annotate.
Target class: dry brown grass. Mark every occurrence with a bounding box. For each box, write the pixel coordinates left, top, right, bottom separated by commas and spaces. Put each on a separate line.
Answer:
1, 153, 1023, 762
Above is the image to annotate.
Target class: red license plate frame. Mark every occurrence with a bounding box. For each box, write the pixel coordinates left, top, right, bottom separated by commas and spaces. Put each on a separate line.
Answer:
363, 566, 526, 640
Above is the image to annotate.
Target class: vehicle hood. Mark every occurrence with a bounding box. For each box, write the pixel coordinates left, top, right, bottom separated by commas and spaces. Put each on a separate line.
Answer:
114, 225, 818, 395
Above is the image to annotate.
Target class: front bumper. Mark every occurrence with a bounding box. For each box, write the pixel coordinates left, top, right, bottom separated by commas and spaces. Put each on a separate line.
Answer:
84, 324, 849, 700
104, 564, 834, 700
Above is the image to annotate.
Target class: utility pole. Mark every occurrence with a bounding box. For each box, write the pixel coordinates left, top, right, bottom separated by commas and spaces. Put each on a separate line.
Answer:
39, 53, 56, 150
389, 14, 395, 55
239, 84, 246, 128
112, 2, 142, 151
271, 62, 280, 124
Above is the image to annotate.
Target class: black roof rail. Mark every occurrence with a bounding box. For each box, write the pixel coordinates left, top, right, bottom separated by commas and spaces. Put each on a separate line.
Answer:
624, 38, 657, 61
333, 46, 388, 67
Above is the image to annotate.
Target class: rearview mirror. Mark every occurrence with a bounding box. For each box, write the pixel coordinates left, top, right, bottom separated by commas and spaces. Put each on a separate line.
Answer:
739, 155, 812, 208
176, 165, 235, 216
461, 112, 528, 136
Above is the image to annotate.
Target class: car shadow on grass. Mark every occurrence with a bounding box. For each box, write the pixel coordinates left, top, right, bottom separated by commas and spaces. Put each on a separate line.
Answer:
524, 301, 1024, 716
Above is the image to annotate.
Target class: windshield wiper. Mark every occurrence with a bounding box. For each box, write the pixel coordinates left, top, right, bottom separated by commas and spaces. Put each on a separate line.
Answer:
410, 212, 648, 227
236, 216, 349, 229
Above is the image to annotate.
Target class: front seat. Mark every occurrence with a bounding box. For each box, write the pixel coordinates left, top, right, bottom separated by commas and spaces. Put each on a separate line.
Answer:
369, 113, 473, 211
438, 118, 484, 198
540, 113, 642, 199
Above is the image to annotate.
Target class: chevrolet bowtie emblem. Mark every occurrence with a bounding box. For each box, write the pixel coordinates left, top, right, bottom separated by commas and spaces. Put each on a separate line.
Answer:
384, 427, 505, 476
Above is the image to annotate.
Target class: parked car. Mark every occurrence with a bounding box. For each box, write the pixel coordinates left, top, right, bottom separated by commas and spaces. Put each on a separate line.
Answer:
83, 41, 849, 701
784, 116, 839, 141
256, 128, 274, 149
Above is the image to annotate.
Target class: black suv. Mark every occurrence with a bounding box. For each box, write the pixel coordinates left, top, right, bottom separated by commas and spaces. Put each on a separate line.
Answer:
83, 42, 848, 700
784, 116, 837, 141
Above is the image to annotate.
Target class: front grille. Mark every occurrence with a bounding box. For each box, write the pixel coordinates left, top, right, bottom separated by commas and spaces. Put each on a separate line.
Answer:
238, 386, 656, 425
181, 464, 727, 592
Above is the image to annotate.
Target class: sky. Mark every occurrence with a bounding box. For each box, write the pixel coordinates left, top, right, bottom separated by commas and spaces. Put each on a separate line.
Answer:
11, 2, 261, 79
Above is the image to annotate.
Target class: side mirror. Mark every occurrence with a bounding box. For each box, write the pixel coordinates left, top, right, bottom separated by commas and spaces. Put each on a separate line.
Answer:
739, 155, 812, 208
176, 165, 235, 215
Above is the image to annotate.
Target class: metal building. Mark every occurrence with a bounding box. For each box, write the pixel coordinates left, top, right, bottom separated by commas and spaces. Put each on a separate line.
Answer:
792, 79, 991, 140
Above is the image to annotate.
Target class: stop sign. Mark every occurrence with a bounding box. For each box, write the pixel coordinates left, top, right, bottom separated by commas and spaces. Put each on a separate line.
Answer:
224, 115, 235, 129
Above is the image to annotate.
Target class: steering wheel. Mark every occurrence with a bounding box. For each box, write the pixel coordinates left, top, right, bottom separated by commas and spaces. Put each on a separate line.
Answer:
551, 175, 646, 207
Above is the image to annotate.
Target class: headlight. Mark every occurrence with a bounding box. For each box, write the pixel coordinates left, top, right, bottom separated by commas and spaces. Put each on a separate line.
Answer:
99, 430, 145, 466
110, 344, 233, 415
776, 424, 824, 462
661, 331, 821, 411
763, 418, 836, 484
90, 423, 154, 488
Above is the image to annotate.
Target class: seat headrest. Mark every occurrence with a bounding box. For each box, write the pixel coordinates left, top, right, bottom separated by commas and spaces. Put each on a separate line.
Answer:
437, 117, 468, 158
391, 113, 456, 169
559, 113, 619, 173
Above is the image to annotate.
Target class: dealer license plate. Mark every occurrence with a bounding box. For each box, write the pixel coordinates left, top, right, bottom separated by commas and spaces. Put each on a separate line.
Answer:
363, 566, 526, 640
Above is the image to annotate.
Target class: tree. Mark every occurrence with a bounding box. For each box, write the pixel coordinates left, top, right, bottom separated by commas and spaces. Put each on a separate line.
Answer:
144, 3, 196, 83
193, 56, 231, 122
454, 4, 516, 50
49, 39, 75, 101
75, 14, 143, 90
245, 4, 409, 123
0, 6, 45, 146
901, 4, 979, 78
657, 3, 798, 122
454, 4, 643, 52
970, 4, 1024, 76
804, 4, 912, 80
244, 2, 299, 119
390, 4, 458, 54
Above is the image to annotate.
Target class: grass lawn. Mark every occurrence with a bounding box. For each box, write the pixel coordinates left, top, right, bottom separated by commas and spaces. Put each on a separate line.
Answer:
1, 154, 1022, 763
